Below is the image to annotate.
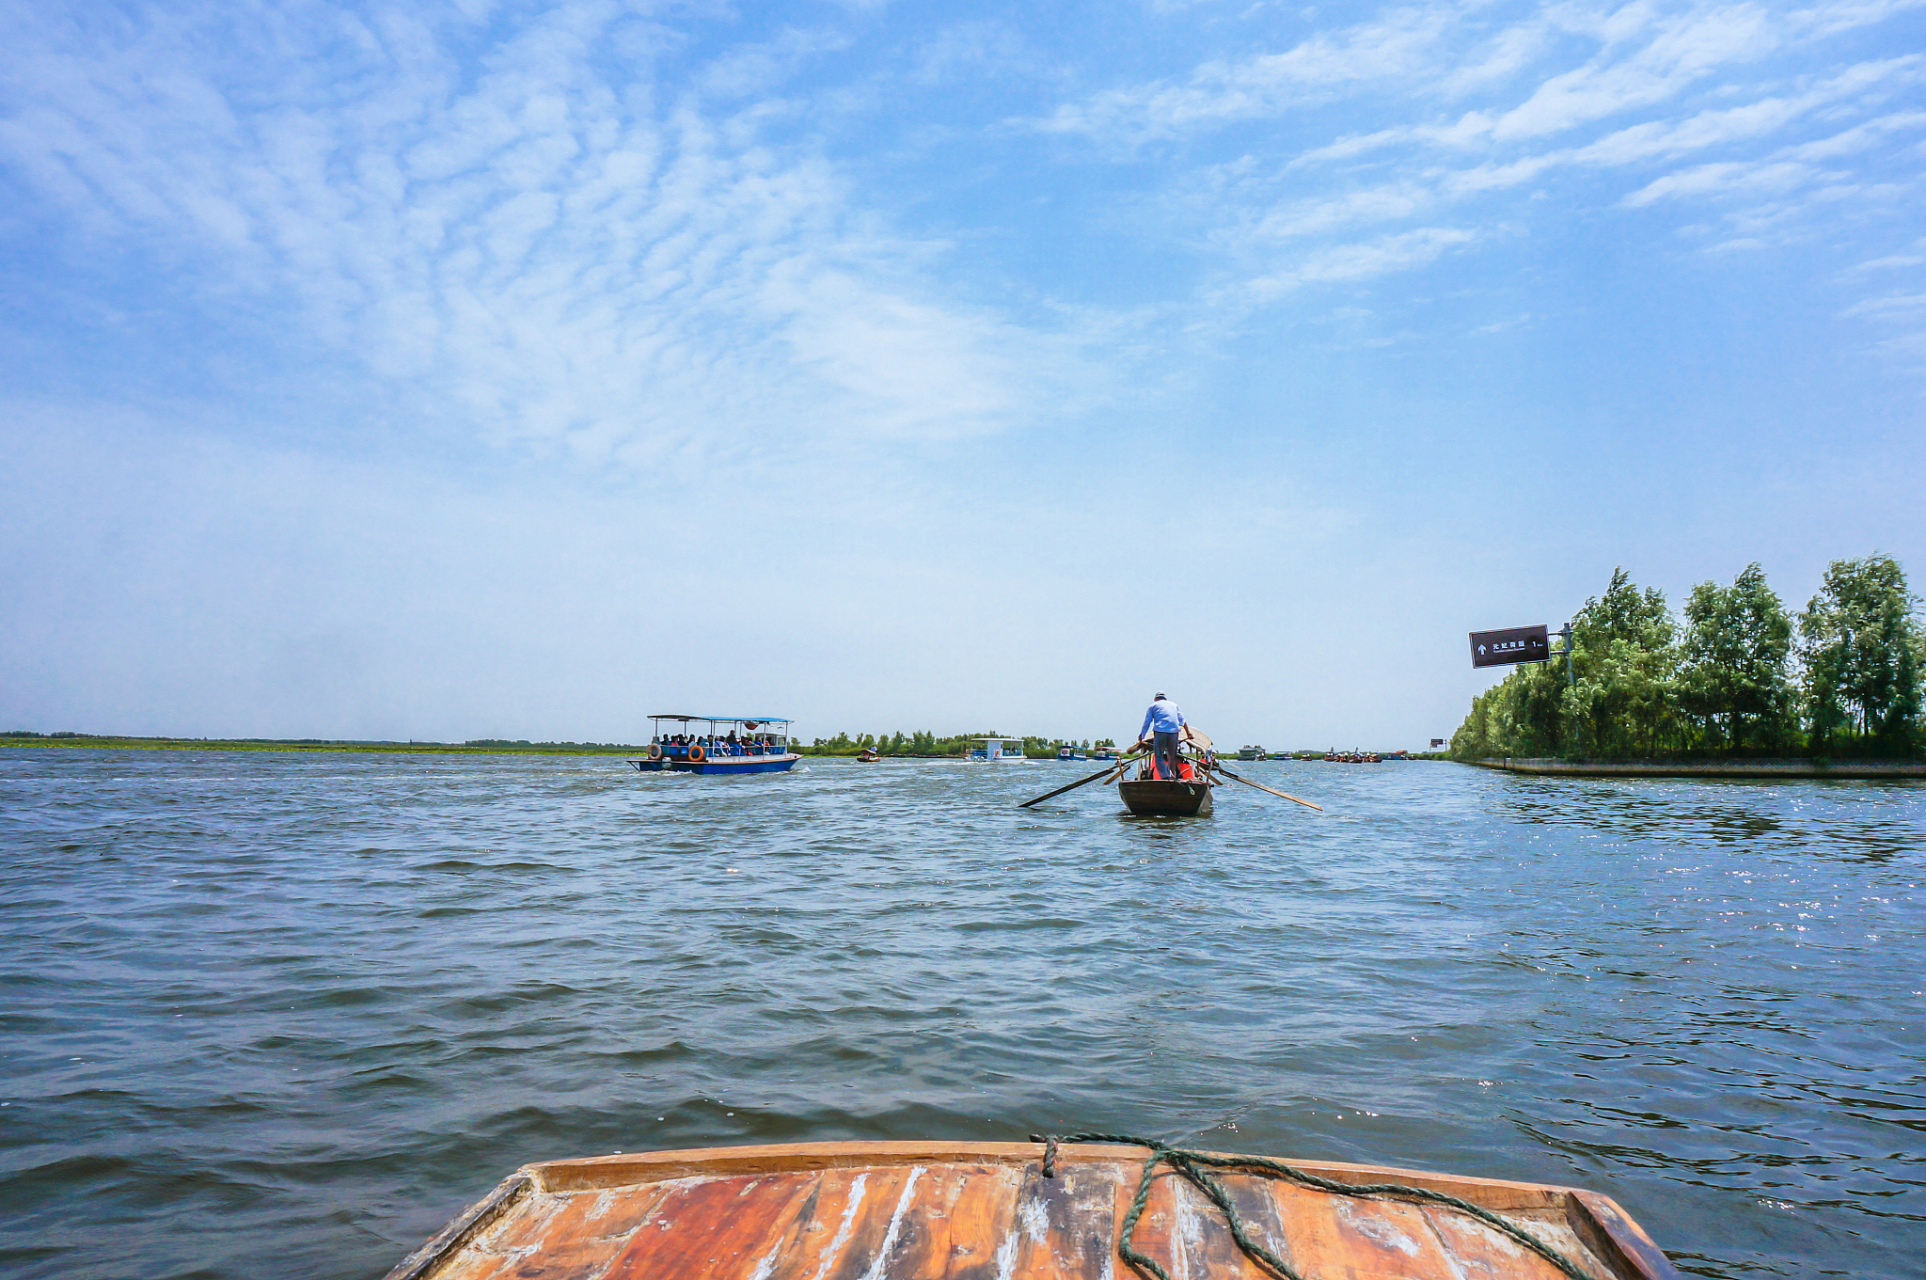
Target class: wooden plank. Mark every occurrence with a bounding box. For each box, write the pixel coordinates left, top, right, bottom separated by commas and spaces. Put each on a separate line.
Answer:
841, 1162, 1022, 1280
1120, 1167, 1279, 1280
1221, 1170, 1303, 1280
800, 1166, 922, 1280
1007, 1159, 1127, 1280
526, 1143, 1598, 1213
603, 1173, 821, 1280
1568, 1192, 1683, 1280
467, 1185, 676, 1280
754, 1167, 870, 1280
1420, 1202, 1600, 1280
383, 1173, 533, 1280
1265, 1180, 1476, 1280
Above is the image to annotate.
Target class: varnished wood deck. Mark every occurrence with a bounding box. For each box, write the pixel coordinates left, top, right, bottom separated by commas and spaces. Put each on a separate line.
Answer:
386, 1141, 1680, 1280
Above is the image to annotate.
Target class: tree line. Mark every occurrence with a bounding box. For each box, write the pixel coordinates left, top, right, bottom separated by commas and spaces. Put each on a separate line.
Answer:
1452, 554, 1924, 761
802, 731, 1117, 757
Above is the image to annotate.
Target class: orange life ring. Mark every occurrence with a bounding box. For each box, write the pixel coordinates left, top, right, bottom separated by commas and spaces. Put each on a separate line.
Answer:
688, 744, 706, 762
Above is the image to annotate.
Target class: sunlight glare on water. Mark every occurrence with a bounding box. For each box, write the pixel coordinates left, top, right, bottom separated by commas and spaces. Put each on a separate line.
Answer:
1, 749, 1921, 1279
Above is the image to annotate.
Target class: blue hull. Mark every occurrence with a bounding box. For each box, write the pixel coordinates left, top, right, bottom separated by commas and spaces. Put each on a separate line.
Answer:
629, 754, 800, 775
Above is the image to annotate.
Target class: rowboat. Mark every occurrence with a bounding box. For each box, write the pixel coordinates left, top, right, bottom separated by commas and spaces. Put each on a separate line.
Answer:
1121, 725, 1217, 817
1016, 727, 1321, 816
1119, 777, 1214, 815
382, 1138, 1681, 1280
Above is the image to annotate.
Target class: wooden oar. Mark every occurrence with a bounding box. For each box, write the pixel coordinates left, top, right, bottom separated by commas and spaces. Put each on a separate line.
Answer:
1017, 754, 1144, 808
1210, 763, 1323, 812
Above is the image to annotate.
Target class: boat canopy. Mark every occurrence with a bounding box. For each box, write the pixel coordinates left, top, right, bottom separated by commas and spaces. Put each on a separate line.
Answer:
650, 714, 791, 727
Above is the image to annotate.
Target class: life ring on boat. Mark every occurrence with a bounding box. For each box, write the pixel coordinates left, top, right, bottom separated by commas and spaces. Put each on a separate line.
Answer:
648, 744, 662, 759
688, 745, 706, 762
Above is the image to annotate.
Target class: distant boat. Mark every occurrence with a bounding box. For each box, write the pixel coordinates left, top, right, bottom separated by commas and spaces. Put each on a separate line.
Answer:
1056, 746, 1089, 762
856, 747, 882, 762
629, 715, 800, 775
1238, 744, 1264, 760
966, 737, 1027, 761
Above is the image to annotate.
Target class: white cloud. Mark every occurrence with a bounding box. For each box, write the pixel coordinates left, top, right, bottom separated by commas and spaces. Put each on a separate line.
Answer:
0, 1, 1099, 461
1240, 226, 1478, 301
1840, 290, 1926, 315
1033, 4, 1456, 141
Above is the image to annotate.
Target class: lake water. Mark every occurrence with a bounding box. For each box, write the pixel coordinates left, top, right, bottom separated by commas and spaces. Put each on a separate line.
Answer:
2, 749, 1922, 1279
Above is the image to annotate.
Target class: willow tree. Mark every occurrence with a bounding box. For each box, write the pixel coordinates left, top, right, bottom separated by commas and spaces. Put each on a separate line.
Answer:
1800, 555, 1924, 754
1562, 568, 1680, 758
1677, 563, 1797, 752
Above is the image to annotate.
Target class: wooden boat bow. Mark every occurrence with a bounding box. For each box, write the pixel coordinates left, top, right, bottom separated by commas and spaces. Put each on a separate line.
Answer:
384, 1139, 1681, 1280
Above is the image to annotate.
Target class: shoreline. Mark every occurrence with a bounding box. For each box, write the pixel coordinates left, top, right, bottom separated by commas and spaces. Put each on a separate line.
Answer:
1471, 757, 1926, 780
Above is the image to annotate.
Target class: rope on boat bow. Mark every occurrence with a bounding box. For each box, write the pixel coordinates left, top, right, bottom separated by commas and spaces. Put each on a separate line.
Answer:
1027, 1132, 1607, 1280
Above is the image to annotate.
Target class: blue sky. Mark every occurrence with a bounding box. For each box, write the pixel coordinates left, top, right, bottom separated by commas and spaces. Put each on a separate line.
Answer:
2, 0, 1922, 749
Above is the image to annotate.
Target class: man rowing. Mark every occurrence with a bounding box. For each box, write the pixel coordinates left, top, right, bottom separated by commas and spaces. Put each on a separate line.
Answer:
1139, 692, 1186, 782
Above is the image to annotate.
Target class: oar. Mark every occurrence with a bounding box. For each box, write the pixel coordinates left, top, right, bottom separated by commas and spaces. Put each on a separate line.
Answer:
1210, 763, 1323, 812
1017, 754, 1144, 808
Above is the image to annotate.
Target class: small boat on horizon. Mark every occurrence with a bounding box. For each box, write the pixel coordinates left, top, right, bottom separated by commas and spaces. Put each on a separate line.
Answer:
966, 737, 1028, 761
383, 1138, 1681, 1280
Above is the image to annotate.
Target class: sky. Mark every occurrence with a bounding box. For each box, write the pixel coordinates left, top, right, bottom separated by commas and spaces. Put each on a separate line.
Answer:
2, 0, 1923, 750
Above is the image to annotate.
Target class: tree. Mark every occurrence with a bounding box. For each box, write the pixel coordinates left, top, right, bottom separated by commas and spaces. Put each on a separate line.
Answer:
1800, 554, 1924, 754
1562, 568, 1680, 759
1677, 563, 1796, 752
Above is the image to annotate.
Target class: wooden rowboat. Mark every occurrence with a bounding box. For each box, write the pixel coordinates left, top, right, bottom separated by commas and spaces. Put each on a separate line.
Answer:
1119, 777, 1214, 816
384, 1139, 1680, 1280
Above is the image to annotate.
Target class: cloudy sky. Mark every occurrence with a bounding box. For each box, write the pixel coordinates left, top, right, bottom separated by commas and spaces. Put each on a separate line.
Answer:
2, 0, 1922, 749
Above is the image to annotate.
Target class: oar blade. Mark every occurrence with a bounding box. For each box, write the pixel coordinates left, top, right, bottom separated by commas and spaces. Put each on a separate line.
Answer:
1213, 764, 1323, 812
1017, 754, 1142, 808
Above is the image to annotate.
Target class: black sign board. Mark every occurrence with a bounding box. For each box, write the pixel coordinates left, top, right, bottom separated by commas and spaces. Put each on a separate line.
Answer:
1470, 624, 1549, 668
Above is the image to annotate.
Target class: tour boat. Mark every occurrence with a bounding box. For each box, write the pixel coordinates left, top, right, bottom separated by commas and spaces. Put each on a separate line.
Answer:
628, 715, 800, 775
1056, 746, 1090, 761
966, 737, 1027, 761
1238, 744, 1265, 760
382, 1138, 1681, 1280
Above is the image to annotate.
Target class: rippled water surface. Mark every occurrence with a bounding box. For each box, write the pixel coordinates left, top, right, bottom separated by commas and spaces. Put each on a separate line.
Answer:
3, 749, 1923, 1279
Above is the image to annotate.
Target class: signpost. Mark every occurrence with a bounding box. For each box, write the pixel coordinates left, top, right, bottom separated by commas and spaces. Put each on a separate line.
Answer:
1469, 625, 1549, 668
1470, 622, 1576, 684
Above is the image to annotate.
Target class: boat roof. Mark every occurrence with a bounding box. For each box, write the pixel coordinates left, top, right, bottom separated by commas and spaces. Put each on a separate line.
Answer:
973, 737, 1024, 743
649, 714, 790, 724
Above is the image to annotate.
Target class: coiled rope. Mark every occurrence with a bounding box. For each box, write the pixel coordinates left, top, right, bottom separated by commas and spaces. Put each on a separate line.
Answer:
1028, 1132, 1605, 1280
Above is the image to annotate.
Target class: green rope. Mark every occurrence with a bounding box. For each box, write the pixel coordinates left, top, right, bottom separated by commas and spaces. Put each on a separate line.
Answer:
1029, 1132, 1607, 1280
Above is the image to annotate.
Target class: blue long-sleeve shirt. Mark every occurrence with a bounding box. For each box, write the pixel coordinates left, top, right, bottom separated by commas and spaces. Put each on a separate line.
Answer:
1141, 699, 1184, 738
